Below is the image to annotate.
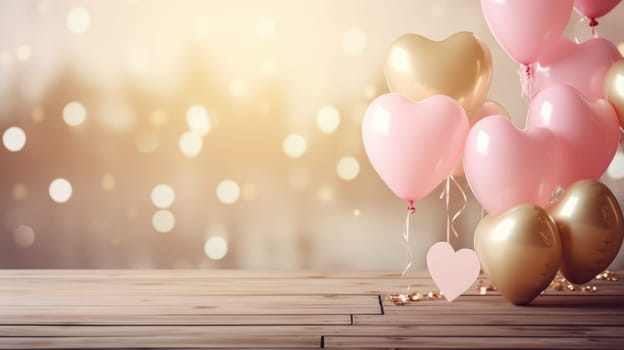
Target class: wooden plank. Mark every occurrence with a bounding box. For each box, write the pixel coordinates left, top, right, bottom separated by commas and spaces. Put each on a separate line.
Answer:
0, 294, 380, 310
354, 313, 624, 326
0, 270, 620, 349
379, 306, 624, 316
1, 269, 618, 282
0, 280, 445, 296
3, 331, 621, 350
0, 296, 380, 315
1, 281, 621, 297
0, 314, 351, 326
448, 294, 624, 304
324, 336, 624, 349
0, 274, 620, 296
0, 325, 622, 338
382, 295, 624, 315
0, 335, 321, 349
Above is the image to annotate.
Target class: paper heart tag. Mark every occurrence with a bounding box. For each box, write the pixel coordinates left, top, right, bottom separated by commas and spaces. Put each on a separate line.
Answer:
426, 242, 480, 302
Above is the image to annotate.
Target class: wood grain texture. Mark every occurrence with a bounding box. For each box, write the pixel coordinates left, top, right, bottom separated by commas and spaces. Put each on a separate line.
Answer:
0, 325, 621, 337
0, 314, 352, 326
324, 336, 624, 349
0, 270, 621, 349
354, 313, 624, 326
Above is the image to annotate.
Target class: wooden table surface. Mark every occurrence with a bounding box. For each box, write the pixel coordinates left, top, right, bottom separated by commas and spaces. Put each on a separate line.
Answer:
0, 270, 622, 349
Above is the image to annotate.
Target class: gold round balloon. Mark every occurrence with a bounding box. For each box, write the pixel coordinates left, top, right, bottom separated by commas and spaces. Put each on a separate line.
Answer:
384, 32, 492, 119
605, 59, 624, 130
548, 180, 624, 285
474, 204, 561, 305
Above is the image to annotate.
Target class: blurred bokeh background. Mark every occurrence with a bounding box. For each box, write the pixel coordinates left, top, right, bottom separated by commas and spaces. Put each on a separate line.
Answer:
1, 0, 623, 269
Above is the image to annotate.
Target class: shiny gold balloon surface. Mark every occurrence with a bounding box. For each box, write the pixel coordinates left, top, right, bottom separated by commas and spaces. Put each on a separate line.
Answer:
384, 32, 492, 119
475, 205, 561, 305
548, 180, 624, 285
604, 59, 624, 130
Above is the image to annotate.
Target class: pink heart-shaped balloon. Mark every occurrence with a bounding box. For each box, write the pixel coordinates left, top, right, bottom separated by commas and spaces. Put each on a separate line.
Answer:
526, 85, 620, 188
531, 38, 621, 99
464, 115, 563, 214
426, 242, 480, 302
574, 0, 621, 20
480, 0, 573, 64
362, 93, 469, 202
451, 100, 509, 177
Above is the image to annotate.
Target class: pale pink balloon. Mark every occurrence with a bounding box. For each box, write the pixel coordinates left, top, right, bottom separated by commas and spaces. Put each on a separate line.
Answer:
362, 93, 469, 202
574, 0, 620, 20
526, 84, 620, 188
451, 101, 509, 177
481, 0, 573, 64
464, 115, 563, 214
531, 38, 621, 100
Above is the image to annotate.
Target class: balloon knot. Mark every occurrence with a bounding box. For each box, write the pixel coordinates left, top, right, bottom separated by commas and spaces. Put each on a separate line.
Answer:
589, 18, 599, 27
524, 64, 532, 79
407, 201, 416, 214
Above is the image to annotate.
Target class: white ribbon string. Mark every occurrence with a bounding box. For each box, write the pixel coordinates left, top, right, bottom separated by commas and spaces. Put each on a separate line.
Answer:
449, 175, 467, 238
401, 202, 415, 292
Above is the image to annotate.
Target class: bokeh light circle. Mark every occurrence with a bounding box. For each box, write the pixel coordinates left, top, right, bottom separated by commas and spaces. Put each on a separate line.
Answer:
151, 184, 175, 208
283, 133, 307, 158
336, 156, 360, 181
63, 102, 87, 127
152, 210, 175, 233
216, 180, 240, 205
204, 236, 228, 260
2, 127, 26, 152
49, 178, 72, 203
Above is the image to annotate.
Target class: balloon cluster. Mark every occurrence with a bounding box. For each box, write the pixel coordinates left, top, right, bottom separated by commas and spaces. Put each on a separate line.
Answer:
362, 31, 491, 204
476, 180, 623, 305
362, 0, 624, 305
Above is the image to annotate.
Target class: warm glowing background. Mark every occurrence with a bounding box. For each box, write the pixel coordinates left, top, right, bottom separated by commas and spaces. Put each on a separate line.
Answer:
1, 0, 624, 269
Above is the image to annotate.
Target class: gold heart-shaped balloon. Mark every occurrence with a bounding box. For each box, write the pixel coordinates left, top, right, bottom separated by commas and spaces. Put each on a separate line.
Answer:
548, 180, 624, 285
604, 59, 624, 130
384, 32, 492, 119
475, 205, 561, 305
